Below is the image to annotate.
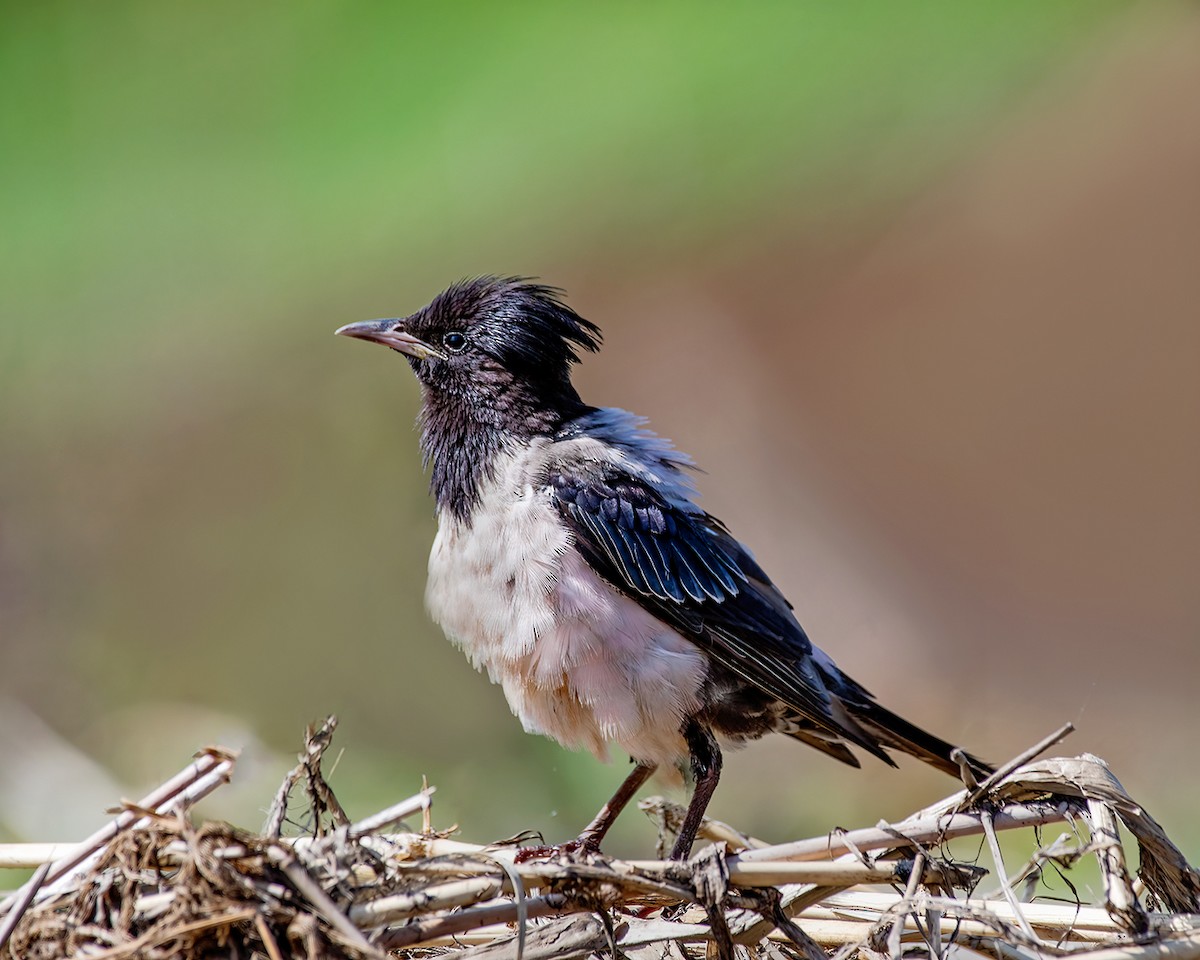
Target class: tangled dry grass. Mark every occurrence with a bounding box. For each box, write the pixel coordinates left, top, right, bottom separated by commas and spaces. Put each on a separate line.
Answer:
2, 718, 1197, 960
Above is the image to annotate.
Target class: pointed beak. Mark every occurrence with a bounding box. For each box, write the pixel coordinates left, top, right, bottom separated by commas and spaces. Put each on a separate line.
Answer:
334, 318, 447, 361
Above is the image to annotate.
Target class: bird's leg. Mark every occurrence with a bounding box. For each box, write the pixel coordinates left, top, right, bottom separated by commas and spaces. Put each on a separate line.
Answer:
669, 721, 723, 861
574, 760, 657, 850
515, 760, 656, 861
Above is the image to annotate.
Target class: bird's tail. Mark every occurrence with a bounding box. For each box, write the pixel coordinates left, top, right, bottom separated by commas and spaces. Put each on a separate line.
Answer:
837, 694, 993, 781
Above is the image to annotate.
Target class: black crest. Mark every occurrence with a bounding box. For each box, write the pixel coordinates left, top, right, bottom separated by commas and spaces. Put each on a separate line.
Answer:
418, 276, 600, 386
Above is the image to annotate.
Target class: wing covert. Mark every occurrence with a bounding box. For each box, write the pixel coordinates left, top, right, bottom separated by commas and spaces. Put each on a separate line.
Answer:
552, 472, 746, 606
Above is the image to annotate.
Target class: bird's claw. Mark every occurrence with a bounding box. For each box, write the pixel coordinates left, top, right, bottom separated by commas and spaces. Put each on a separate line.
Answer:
513, 834, 603, 863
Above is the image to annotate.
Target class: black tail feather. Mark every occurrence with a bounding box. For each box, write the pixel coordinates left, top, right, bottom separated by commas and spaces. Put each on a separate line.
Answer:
845, 696, 993, 781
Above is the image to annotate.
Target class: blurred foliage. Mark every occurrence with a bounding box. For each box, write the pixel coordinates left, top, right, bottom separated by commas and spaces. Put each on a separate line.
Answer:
0, 1, 1134, 855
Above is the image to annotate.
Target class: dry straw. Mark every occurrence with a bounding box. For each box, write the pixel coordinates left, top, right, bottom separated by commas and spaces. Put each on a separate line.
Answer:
2, 717, 1197, 960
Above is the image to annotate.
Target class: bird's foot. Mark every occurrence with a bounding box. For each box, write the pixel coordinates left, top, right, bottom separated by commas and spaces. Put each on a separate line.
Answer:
513, 833, 603, 863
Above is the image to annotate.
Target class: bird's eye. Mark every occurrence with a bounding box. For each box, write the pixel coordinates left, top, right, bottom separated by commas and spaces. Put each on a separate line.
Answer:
442, 331, 467, 353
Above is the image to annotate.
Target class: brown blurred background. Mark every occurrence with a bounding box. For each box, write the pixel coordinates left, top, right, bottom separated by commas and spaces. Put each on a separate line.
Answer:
1, 2, 1196, 860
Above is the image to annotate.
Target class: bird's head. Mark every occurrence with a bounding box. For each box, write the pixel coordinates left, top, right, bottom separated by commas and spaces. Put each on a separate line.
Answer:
336, 277, 601, 437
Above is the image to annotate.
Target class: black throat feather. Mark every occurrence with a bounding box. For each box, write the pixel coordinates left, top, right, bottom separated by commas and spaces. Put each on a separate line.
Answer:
419, 384, 591, 523
419, 394, 507, 524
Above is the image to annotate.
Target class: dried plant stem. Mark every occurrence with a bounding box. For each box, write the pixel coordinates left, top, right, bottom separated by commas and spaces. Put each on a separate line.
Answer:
980, 807, 1038, 942
1088, 794, 1149, 935
0, 844, 77, 870
347, 788, 436, 839
0, 861, 49, 952
0, 747, 235, 917
254, 912, 286, 960
888, 851, 925, 960
820, 891, 1126, 933
1046, 933, 1200, 960
736, 801, 1075, 864
348, 877, 504, 927
376, 893, 573, 950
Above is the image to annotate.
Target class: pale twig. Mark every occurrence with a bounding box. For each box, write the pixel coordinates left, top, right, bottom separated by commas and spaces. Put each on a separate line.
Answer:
348, 877, 503, 927
961, 934, 1046, 960
0, 843, 77, 869
889, 851, 925, 960
736, 801, 1074, 864
925, 860, 945, 960
620, 857, 978, 890
487, 854, 529, 960
0, 827, 469, 873
952, 748, 981, 790
347, 787, 436, 839
980, 807, 1038, 942
821, 890, 1136, 933
455, 913, 611, 960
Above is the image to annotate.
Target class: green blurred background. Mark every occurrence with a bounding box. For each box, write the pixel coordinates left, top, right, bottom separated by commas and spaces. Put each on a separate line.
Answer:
3, 1, 1198, 867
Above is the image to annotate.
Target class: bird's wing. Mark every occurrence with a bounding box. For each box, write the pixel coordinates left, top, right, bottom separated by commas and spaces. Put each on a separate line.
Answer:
549, 464, 890, 759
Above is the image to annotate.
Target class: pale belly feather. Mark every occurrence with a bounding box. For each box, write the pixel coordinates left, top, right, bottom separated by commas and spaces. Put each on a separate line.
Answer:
424, 445, 707, 768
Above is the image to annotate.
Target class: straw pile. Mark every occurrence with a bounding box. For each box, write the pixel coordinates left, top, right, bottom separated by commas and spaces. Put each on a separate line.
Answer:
2, 717, 1197, 960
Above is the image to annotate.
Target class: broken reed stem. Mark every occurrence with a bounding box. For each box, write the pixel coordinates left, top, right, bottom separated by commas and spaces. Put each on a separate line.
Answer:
346, 788, 435, 839
1088, 794, 1149, 936
959, 722, 1076, 810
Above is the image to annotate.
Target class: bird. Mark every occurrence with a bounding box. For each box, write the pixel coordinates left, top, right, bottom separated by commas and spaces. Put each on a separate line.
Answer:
335, 276, 990, 860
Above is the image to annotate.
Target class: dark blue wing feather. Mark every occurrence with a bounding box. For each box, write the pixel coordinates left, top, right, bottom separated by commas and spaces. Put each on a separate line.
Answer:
672, 546, 709, 603
550, 466, 847, 728
644, 531, 687, 602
